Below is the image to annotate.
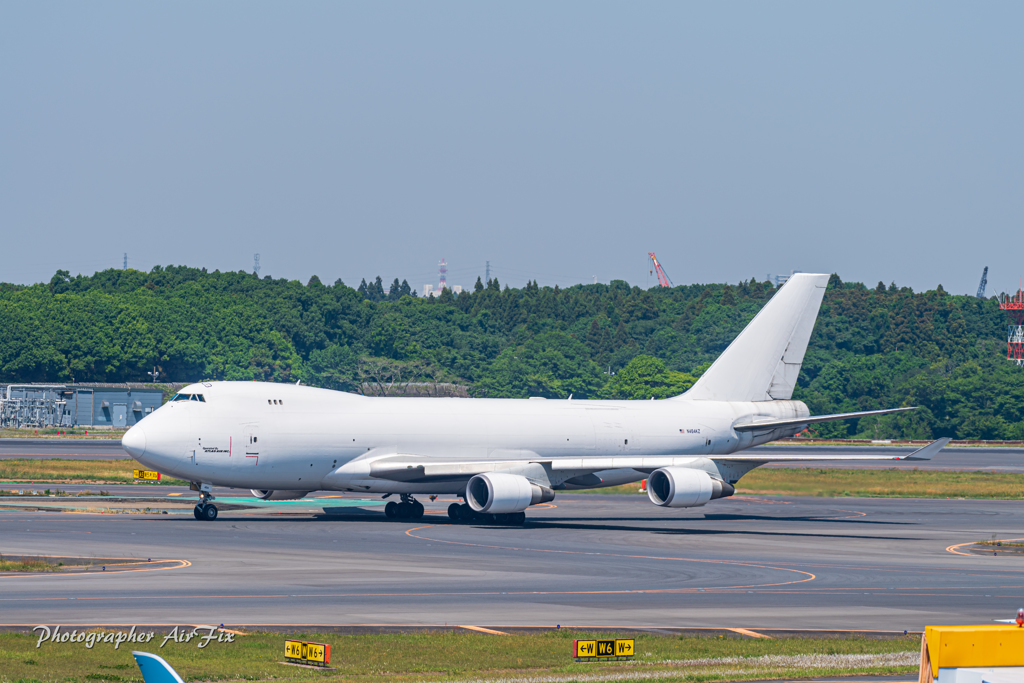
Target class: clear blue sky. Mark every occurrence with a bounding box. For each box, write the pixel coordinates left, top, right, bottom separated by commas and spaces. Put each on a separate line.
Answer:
2, 2, 1021, 294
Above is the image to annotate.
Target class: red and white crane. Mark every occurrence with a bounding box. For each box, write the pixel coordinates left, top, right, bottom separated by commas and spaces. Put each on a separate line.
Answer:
647, 252, 674, 288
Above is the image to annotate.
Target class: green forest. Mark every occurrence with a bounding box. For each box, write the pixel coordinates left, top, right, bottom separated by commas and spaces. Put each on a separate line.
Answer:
1, 266, 1022, 440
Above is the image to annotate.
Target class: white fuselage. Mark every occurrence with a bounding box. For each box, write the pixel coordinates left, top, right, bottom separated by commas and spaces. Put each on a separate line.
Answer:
124, 382, 809, 494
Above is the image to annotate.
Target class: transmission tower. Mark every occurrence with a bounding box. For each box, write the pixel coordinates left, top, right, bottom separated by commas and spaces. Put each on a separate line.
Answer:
123, 253, 128, 270
647, 252, 674, 287
976, 266, 988, 298
254, 253, 261, 276
999, 285, 1024, 366
439, 258, 447, 291
485, 260, 490, 283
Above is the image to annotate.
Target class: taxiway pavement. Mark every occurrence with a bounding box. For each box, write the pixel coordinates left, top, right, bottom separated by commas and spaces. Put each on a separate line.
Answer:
0, 439, 125, 460
1, 491, 1020, 631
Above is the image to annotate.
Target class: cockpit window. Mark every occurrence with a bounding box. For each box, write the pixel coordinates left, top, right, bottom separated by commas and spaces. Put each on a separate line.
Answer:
171, 393, 205, 402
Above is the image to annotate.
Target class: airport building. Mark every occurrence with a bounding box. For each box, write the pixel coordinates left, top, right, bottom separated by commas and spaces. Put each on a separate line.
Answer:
1, 384, 165, 429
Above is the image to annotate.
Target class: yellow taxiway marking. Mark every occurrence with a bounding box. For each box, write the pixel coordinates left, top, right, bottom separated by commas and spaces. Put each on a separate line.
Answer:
166, 492, 183, 496
947, 537, 1024, 556
191, 624, 247, 635
728, 628, 772, 639
458, 625, 511, 635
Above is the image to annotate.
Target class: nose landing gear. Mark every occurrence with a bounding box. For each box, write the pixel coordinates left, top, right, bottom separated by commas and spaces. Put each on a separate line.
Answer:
384, 494, 424, 521
193, 483, 218, 521
194, 503, 218, 520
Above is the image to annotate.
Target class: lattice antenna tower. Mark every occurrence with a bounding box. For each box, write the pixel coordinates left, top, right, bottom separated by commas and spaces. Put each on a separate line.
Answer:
123, 253, 128, 270
485, 260, 490, 283
647, 252, 674, 287
254, 253, 261, 276
998, 282, 1024, 366
976, 266, 988, 298
439, 258, 447, 291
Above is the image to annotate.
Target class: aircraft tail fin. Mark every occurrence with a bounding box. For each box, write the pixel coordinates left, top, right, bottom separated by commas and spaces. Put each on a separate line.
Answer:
132, 652, 184, 683
677, 273, 829, 402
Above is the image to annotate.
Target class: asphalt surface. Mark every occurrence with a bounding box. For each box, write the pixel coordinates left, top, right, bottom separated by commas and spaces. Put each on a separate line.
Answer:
3, 438, 1022, 472
0, 438, 126, 460
1, 489, 1021, 631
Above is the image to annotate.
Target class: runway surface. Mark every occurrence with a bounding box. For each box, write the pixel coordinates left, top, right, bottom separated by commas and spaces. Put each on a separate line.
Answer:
2, 490, 1021, 631
0, 438, 125, 460
2, 438, 1021, 471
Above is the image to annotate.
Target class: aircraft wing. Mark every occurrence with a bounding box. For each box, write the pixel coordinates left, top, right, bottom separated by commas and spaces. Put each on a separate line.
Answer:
370, 457, 539, 482
708, 437, 950, 462
366, 438, 950, 482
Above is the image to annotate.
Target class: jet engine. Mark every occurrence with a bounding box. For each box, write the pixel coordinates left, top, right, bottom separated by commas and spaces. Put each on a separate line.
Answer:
250, 489, 312, 501
646, 468, 734, 508
465, 473, 555, 514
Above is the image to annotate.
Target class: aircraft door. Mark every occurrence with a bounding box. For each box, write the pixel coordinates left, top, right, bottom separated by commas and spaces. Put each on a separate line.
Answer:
187, 438, 203, 469
242, 424, 260, 466
589, 408, 636, 455
594, 418, 630, 454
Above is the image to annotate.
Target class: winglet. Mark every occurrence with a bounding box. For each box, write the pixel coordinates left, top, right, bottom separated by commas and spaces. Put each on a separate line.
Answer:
132, 652, 185, 683
901, 438, 951, 461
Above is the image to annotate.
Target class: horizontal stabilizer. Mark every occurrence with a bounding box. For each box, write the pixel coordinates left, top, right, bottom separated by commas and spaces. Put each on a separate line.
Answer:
733, 406, 916, 432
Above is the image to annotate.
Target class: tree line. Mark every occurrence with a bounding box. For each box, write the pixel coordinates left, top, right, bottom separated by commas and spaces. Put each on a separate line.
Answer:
1, 266, 1021, 439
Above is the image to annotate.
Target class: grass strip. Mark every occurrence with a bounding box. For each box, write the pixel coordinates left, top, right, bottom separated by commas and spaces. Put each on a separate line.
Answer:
578, 469, 1024, 499
0, 631, 919, 683
0, 558, 58, 572
736, 467, 1024, 499
976, 541, 1024, 548
0, 458, 186, 485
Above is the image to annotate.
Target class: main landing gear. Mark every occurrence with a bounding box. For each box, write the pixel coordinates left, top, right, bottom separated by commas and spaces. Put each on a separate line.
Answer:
384, 494, 424, 521
447, 503, 526, 526
193, 484, 218, 521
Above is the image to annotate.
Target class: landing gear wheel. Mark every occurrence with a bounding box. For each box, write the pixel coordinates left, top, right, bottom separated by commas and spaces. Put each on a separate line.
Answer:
494, 513, 510, 525
459, 503, 475, 522
384, 501, 398, 518
194, 505, 204, 520
201, 504, 218, 521
448, 503, 462, 521
411, 501, 425, 520
509, 511, 526, 526
395, 502, 412, 518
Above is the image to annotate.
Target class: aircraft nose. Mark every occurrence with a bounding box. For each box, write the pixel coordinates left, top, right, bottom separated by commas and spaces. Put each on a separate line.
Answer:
122, 425, 147, 458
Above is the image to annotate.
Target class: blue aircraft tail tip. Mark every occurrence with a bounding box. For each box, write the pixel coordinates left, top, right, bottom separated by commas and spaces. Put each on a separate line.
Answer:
131, 651, 185, 683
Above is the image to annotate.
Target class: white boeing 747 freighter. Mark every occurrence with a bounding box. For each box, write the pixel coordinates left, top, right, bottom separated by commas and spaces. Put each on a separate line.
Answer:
121, 273, 948, 523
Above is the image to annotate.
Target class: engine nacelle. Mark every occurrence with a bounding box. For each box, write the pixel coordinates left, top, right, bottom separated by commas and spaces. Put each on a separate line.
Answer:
465, 473, 555, 514
646, 468, 734, 508
250, 489, 312, 501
